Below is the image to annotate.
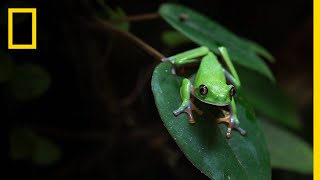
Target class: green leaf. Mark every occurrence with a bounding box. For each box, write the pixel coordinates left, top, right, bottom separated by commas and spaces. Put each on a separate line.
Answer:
152, 63, 271, 180
159, 3, 275, 81
10, 128, 61, 165
261, 120, 313, 174
0, 50, 14, 83
10, 63, 50, 101
161, 30, 192, 47
96, 0, 130, 31
236, 65, 300, 130
32, 136, 61, 165
10, 128, 36, 160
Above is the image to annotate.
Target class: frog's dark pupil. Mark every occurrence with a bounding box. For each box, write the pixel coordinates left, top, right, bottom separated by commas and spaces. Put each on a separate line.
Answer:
199, 85, 208, 96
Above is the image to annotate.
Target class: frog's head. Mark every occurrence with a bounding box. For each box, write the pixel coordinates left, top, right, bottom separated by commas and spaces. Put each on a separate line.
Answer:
193, 83, 236, 106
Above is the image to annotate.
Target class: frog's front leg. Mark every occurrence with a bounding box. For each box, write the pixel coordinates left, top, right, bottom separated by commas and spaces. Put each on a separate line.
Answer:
217, 98, 246, 138
173, 78, 203, 124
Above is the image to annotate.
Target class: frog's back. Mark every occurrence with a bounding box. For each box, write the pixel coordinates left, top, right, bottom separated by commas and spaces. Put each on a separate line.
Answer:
194, 52, 225, 86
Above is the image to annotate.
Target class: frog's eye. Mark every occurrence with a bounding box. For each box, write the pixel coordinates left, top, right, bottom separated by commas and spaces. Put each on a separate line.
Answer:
199, 85, 208, 96
230, 86, 236, 97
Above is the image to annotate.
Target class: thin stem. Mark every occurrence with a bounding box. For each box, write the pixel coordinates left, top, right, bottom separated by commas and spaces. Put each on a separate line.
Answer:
120, 62, 158, 107
109, 12, 160, 24
83, 17, 164, 61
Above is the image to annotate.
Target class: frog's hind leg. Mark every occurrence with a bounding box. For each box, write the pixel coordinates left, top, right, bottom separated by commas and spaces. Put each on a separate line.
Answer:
162, 46, 210, 76
218, 47, 241, 88
162, 46, 209, 66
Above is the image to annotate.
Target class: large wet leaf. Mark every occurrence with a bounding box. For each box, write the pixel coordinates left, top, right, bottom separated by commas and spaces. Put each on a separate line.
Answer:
152, 63, 271, 179
261, 120, 313, 174
236, 65, 300, 130
159, 3, 275, 81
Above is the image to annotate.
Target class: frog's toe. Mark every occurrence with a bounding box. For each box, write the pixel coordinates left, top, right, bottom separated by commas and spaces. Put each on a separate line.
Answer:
184, 107, 196, 124
161, 57, 171, 62
173, 109, 183, 116
216, 116, 230, 124
236, 126, 247, 135
234, 120, 246, 136
217, 117, 246, 138
189, 118, 196, 124
171, 67, 176, 75
226, 127, 232, 139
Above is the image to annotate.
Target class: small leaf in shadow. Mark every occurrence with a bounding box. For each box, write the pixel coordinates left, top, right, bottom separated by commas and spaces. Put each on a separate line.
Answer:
10, 128, 36, 160
10, 128, 61, 165
0, 50, 14, 83
161, 30, 192, 47
10, 63, 50, 101
96, 0, 130, 31
32, 136, 61, 165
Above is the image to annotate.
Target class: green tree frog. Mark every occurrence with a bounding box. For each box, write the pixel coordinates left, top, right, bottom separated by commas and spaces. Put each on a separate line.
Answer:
162, 46, 246, 138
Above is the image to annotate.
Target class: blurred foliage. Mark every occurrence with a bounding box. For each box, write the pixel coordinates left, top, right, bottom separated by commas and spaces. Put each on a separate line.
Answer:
10, 63, 50, 101
161, 30, 191, 47
10, 128, 36, 160
0, 48, 50, 101
10, 128, 61, 165
261, 119, 313, 174
236, 65, 300, 130
96, 0, 130, 31
32, 136, 61, 165
2, 49, 54, 163
0, 50, 14, 83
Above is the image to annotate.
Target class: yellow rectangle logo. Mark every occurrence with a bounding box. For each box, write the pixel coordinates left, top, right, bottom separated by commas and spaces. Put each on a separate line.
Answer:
8, 8, 37, 49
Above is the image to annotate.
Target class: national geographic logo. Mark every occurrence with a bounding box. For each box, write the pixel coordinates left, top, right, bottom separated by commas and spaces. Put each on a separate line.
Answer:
8, 8, 37, 49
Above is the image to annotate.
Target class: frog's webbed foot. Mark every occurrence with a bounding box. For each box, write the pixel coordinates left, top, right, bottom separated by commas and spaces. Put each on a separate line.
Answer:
216, 109, 231, 123
190, 97, 203, 115
173, 98, 203, 124
216, 109, 246, 139
173, 103, 195, 124
161, 57, 176, 75
226, 119, 246, 139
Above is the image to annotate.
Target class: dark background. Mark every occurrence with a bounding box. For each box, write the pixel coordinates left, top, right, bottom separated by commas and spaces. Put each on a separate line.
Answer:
4, 0, 312, 179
